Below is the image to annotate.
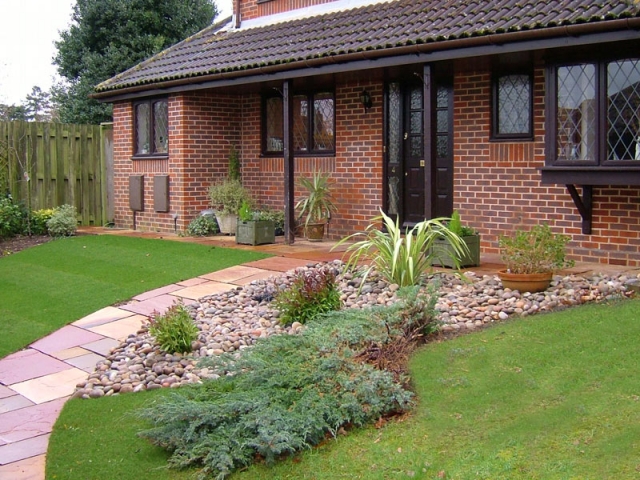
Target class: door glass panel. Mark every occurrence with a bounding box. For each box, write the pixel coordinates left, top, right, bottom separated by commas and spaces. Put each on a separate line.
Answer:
410, 111, 422, 134
410, 136, 422, 157
388, 83, 401, 166
437, 109, 448, 133
607, 59, 640, 161
437, 88, 448, 108
437, 135, 448, 158
410, 88, 422, 109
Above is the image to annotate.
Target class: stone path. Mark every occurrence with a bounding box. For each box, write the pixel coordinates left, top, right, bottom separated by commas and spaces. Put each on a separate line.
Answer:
0, 256, 312, 480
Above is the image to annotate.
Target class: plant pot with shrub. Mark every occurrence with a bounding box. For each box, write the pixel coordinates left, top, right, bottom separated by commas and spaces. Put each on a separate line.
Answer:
208, 178, 252, 235
235, 200, 275, 246
498, 223, 574, 292
295, 171, 337, 242
430, 210, 480, 268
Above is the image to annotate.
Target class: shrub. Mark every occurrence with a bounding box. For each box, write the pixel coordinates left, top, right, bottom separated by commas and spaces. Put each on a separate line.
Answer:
185, 215, 219, 236
257, 208, 285, 235
499, 224, 574, 274
147, 302, 199, 354
0, 195, 26, 239
208, 178, 252, 216
336, 209, 468, 287
46, 204, 77, 237
273, 267, 341, 325
138, 287, 438, 479
30, 208, 55, 235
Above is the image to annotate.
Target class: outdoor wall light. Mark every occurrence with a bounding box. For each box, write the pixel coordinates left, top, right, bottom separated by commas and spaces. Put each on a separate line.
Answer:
360, 89, 373, 111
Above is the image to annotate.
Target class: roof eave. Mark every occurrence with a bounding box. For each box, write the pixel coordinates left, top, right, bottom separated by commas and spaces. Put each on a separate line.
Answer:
92, 17, 640, 101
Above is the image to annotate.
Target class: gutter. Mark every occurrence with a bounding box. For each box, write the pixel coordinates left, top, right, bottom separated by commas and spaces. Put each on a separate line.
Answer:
92, 17, 640, 101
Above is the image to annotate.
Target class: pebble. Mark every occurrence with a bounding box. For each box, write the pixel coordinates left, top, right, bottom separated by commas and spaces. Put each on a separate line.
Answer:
73, 262, 637, 398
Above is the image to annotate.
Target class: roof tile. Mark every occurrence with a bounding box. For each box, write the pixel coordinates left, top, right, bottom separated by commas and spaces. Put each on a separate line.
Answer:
96, 0, 640, 94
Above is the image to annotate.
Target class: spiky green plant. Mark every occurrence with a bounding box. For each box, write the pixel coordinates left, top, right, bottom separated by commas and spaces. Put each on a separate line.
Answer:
335, 210, 469, 287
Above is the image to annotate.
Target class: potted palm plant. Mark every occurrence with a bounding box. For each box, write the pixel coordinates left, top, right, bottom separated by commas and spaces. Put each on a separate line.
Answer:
430, 210, 480, 268
295, 171, 337, 241
498, 224, 574, 292
236, 200, 275, 246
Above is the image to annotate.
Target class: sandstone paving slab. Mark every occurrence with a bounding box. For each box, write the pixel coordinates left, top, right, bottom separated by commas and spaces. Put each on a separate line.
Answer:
64, 353, 105, 374
0, 398, 65, 443
0, 435, 49, 466
132, 284, 182, 301
242, 256, 311, 272
81, 337, 121, 357
0, 453, 45, 479
30, 326, 105, 355
51, 346, 90, 361
87, 314, 146, 341
232, 271, 278, 286
72, 306, 134, 328
0, 386, 15, 400
0, 350, 70, 386
170, 281, 234, 301
11, 368, 86, 405
0, 395, 34, 414
119, 294, 179, 316
176, 277, 209, 287
200, 265, 266, 283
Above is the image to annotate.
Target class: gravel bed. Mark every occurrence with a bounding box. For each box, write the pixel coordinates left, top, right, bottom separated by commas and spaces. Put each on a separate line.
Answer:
74, 261, 637, 399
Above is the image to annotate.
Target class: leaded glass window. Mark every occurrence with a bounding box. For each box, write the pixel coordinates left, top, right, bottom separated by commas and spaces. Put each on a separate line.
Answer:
607, 60, 640, 161
493, 73, 532, 139
134, 98, 168, 156
262, 91, 335, 155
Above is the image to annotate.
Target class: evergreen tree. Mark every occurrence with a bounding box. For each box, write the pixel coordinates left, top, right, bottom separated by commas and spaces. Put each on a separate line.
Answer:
53, 0, 218, 124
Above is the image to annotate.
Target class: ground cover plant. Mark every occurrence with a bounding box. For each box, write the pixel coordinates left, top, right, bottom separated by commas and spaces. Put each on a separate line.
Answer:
0, 235, 268, 357
48, 297, 640, 479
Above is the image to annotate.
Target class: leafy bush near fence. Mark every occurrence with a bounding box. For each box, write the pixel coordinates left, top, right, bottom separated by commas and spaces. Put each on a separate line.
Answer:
0, 196, 26, 239
46, 204, 77, 237
138, 287, 438, 479
30, 208, 55, 235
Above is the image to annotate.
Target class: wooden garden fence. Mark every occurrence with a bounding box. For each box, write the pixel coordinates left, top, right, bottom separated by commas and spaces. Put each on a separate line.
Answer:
0, 121, 114, 226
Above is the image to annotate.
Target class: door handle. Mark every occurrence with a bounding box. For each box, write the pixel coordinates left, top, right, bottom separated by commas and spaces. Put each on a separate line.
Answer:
404, 132, 408, 140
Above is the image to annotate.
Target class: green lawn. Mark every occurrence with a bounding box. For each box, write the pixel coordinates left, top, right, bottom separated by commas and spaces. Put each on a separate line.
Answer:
47, 298, 640, 480
0, 235, 269, 357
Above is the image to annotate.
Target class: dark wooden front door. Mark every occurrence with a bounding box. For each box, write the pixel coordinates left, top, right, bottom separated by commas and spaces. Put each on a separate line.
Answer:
385, 76, 453, 225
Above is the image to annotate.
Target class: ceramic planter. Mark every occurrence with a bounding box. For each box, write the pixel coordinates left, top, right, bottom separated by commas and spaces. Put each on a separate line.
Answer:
215, 213, 238, 235
305, 222, 325, 242
497, 270, 553, 293
430, 235, 480, 268
236, 220, 275, 246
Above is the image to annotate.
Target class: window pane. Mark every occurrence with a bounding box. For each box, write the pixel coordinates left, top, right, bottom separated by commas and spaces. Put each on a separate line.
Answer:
293, 95, 308, 152
135, 103, 150, 154
497, 74, 530, 135
313, 93, 334, 151
607, 59, 640, 161
557, 64, 596, 162
153, 100, 168, 154
265, 97, 283, 152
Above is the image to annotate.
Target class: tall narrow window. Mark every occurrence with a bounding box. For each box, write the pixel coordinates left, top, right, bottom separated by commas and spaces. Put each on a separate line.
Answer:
134, 98, 168, 156
492, 73, 533, 140
262, 91, 335, 155
607, 59, 640, 161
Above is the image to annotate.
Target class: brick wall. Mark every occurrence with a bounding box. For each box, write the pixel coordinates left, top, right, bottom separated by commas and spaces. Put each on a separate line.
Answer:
112, 93, 240, 232
239, 0, 337, 21
453, 68, 640, 267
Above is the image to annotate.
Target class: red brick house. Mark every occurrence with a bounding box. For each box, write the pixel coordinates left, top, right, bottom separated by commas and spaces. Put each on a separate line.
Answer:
94, 0, 640, 266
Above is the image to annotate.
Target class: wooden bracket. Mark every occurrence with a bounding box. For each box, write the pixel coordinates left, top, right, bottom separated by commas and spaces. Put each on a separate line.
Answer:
566, 184, 592, 234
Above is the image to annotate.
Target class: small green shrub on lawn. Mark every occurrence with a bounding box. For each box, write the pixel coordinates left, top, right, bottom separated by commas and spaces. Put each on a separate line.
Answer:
138, 287, 437, 479
0, 195, 27, 239
30, 208, 55, 235
185, 215, 219, 236
148, 302, 199, 354
47, 204, 77, 237
273, 267, 341, 325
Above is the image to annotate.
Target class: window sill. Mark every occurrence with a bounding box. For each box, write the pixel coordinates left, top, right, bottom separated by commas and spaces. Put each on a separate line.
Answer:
132, 154, 169, 161
540, 166, 640, 186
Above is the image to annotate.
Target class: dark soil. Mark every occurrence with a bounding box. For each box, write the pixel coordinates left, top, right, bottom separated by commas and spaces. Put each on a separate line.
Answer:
0, 235, 53, 257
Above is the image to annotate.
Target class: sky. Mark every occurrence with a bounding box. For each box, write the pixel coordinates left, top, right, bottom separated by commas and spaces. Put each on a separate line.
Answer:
0, 0, 232, 106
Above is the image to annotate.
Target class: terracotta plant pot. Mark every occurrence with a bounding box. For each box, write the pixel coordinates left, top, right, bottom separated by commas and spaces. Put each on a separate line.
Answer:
497, 270, 553, 293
